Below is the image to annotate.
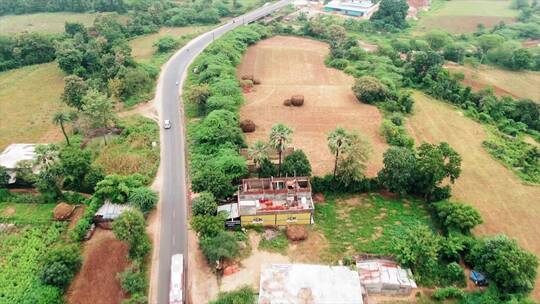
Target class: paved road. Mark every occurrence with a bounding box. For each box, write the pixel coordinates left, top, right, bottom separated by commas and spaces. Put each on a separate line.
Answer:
154, 1, 292, 303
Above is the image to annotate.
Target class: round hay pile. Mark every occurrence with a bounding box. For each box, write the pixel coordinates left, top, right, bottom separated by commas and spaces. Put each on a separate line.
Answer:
291, 95, 304, 106
283, 99, 292, 106
286, 225, 308, 241
240, 79, 253, 89
313, 193, 325, 203
253, 78, 261, 85
240, 119, 256, 133
53, 203, 74, 221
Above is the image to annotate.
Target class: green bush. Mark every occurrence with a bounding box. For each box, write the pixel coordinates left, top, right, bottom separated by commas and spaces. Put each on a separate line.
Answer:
444, 262, 466, 287
192, 192, 218, 216
94, 174, 147, 204
154, 36, 178, 53
39, 244, 82, 288
434, 201, 483, 234
281, 150, 312, 177
128, 187, 158, 213
209, 286, 256, 304
380, 120, 414, 148
200, 231, 240, 267
118, 265, 147, 295
352, 76, 387, 104
432, 287, 464, 300
112, 209, 151, 260
191, 214, 225, 238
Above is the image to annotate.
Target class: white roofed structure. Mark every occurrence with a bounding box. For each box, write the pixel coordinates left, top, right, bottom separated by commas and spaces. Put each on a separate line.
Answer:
356, 259, 417, 296
0, 144, 38, 184
259, 263, 364, 304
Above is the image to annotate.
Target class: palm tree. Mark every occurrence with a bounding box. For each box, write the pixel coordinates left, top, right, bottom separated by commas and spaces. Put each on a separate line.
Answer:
52, 111, 71, 145
34, 144, 59, 170
327, 128, 353, 177
248, 141, 270, 177
269, 124, 293, 176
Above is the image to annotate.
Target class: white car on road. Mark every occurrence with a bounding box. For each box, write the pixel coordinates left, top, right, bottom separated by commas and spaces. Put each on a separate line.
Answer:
163, 120, 171, 129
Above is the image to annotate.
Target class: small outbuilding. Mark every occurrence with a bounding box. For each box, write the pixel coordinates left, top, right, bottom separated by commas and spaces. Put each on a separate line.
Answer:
356, 259, 417, 296
0, 144, 38, 184
94, 202, 133, 229
259, 263, 364, 304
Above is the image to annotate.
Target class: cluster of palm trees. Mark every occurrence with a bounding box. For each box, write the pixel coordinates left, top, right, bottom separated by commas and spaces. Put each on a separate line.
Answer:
247, 123, 370, 180
248, 124, 293, 176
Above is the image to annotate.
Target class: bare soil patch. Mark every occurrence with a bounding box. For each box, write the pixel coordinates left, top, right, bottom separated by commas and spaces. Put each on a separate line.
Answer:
2, 207, 15, 217
68, 205, 86, 229
407, 92, 540, 299
238, 36, 387, 176
445, 63, 540, 102
67, 229, 130, 304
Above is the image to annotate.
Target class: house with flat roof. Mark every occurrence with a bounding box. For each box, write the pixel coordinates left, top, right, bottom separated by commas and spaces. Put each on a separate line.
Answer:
0, 144, 38, 184
237, 177, 314, 226
259, 263, 364, 304
324, 0, 379, 17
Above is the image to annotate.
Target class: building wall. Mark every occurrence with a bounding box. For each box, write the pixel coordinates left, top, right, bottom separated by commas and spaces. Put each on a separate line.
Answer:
241, 211, 312, 226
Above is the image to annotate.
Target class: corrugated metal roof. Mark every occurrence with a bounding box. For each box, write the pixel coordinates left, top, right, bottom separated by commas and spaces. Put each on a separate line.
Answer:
325, 0, 376, 12
0, 144, 37, 169
259, 263, 363, 304
95, 202, 133, 220
217, 203, 240, 219
356, 259, 417, 290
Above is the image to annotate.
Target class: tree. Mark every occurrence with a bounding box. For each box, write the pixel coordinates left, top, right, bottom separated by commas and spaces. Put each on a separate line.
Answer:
187, 84, 211, 115
269, 124, 293, 176
248, 141, 270, 176
81, 89, 117, 144
370, 0, 409, 30
113, 209, 151, 259
191, 166, 236, 200
407, 51, 444, 81
258, 158, 277, 178
39, 245, 82, 288
62, 75, 88, 109
191, 110, 244, 147
352, 76, 387, 104
192, 191, 218, 216
209, 286, 257, 304
281, 149, 312, 177
424, 31, 453, 51
94, 174, 147, 204
414, 142, 461, 200
511, 48, 532, 70
128, 187, 158, 213
154, 36, 178, 53
392, 224, 441, 283
34, 166, 63, 201
34, 144, 59, 170
328, 128, 354, 177
191, 214, 225, 238
434, 201, 483, 234
335, 134, 371, 187
477, 34, 505, 63
0, 165, 9, 187
378, 147, 417, 196
118, 265, 147, 295
467, 235, 538, 296
52, 111, 72, 145
59, 145, 92, 191
199, 231, 239, 266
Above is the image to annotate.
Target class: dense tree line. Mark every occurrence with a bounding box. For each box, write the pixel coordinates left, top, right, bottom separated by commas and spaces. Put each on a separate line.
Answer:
0, 33, 57, 71
0, 0, 128, 15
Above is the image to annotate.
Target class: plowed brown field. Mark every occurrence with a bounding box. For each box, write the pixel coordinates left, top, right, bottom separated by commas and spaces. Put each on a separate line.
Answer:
238, 36, 387, 176
407, 92, 540, 300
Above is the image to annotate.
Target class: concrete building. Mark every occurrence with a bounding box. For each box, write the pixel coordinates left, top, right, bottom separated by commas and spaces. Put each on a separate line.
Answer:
324, 0, 379, 17
356, 259, 417, 296
0, 144, 38, 184
259, 263, 364, 304
237, 177, 314, 226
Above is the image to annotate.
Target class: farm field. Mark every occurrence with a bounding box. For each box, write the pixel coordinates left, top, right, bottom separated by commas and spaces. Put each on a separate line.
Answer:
67, 229, 130, 304
414, 0, 518, 34
407, 92, 540, 299
0, 62, 67, 151
129, 26, 211, 62
0, 12, 128, 34
238, 36, 388, 176
0, 202, 55, 224
445, 63, 540, 102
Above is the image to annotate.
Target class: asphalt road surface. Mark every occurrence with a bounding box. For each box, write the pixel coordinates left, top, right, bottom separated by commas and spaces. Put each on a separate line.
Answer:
155, 1, 292, 303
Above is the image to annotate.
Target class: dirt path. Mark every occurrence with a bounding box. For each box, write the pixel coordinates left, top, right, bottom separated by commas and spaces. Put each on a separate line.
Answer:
238, 36, 387, 176
66, 229, 130, 304
407, 92, 540, 300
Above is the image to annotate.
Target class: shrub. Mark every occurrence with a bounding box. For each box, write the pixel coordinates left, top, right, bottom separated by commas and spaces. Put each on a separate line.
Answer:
209, 286, 256, 304
352, 76, 387, 104
190, 110, 245, 147
432, 287, 464, 300
444, 262, 466, 287
281, 150, 312, 177
112, 209, 151, 260
191, 214, 225, 238
94, 174, 147, 204
434, 201, 483, 234
258, 158, 277, 178
154, 36, 178, 53
39, 245, 82, 288
118, 265, 147, 295
192, 192, 218, 216
200, 231, 240, 266
380, 120, 414, 148
128, 187, 158, 213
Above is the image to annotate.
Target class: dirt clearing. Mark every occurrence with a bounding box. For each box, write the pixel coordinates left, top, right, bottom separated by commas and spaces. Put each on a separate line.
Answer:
445, 63, 540, 102
407, 92, 540, 300
238, 36, 387, 176
67, 229, 130, 304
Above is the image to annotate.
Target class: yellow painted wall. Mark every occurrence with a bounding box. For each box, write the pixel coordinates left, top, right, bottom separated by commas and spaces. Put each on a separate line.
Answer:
241, 212, 312, 226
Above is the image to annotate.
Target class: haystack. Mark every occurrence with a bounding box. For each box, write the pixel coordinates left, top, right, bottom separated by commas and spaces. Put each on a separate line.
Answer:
253, 78, 261, 85
241, 74, 254, 81
283, 99, 292, 106
53, 203, 74, 221
240, 119, 256, 133
286, 225, 308, 241
313, 193, 325, 203
240, 79, 253, 89
291, 95, 304, 106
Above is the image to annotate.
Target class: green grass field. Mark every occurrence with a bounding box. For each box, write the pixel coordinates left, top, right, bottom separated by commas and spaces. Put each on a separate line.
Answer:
129, 26, 212, 62
415, 0, 518, 34
315, 194, 432, 262
0, 202, 55, 224
0, 12, 129, 34
0, 62, 68, 151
